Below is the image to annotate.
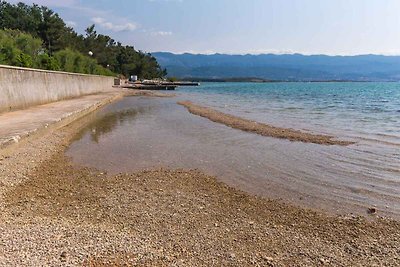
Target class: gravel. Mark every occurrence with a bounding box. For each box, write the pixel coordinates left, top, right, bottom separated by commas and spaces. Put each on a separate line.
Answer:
178, 101, 354, 146
0, 97, 399, 266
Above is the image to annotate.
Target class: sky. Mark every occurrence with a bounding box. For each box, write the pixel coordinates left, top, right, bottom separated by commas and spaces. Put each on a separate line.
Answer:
8, 0, 400, 55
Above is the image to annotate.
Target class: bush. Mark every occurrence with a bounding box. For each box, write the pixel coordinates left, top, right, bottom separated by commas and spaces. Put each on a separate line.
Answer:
16, 52, 32, 67
14, 31, 42, 58
36, 53, 60, 70
0, 29, 42, 67
0, 29, 115, 76
54, 48, 75, 72
0, 30, 19, 65
54, 48, 115, 76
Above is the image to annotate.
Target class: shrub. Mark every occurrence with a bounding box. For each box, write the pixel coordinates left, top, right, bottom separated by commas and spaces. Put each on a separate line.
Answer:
0, 29, 115, 76
36, 53, 60, 70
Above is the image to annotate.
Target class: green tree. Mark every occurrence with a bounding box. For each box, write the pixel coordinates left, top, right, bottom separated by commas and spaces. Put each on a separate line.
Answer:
0, 29, 42, 67
0, 1, 166, 78
37, 6, 68, 54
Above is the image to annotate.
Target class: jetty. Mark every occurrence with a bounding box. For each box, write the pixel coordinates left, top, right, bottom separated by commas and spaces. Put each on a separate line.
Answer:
123, 83, 177, 90
116, 79, 200, 91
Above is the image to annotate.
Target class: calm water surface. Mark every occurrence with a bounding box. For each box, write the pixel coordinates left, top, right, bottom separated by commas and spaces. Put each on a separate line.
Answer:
67, 83, 400, 218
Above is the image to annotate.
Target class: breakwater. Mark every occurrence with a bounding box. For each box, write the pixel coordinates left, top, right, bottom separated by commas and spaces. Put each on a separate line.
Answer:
0, 65, 114, 113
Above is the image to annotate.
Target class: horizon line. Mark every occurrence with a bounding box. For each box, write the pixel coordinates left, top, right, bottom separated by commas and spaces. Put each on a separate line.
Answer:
151, 51, 400, 57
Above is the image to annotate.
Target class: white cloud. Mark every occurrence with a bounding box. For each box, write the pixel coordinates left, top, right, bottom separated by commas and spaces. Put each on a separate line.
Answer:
150, 31, 173, 36
65, 20, 77, 27
91, 17, 105, 24
91, 17, 138, 32
174, 50, 216, 55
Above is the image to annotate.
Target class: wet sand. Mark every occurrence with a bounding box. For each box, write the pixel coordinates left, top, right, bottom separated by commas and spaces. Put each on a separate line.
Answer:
178, 101, 354, 146
0, 96, 399, 266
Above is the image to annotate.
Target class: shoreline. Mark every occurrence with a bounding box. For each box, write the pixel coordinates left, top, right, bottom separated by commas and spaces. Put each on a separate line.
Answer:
0, 95, 399, 265
178, 101, 354, 146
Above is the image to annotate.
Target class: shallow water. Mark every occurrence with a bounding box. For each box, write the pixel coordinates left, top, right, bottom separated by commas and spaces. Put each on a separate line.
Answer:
180, 83, 400, 145
67, 89, 400, 218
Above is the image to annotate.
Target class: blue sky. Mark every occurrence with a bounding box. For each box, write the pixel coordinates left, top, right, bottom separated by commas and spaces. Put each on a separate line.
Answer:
9, 0, 400, 55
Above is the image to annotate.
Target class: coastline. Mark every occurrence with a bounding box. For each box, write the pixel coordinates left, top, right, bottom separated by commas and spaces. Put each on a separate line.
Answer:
0, 95, 399, 266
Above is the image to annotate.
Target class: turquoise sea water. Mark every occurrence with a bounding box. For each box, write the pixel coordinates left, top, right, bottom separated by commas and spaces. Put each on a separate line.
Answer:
179, 82, 400, 146
67, 82, 400, 218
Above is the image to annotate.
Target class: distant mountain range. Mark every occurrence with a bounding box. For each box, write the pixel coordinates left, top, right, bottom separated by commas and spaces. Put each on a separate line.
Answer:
153, 52, 400, 81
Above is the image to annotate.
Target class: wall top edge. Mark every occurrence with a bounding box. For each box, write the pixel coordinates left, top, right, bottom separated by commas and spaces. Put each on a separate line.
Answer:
0, 64, 116, 78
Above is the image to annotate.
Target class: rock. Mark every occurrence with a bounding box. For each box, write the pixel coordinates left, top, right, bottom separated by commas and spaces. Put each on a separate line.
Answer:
263, 256, 274, 262
367, 207, 377, 214
320, 258, 329, 264
60, 251, 67, 262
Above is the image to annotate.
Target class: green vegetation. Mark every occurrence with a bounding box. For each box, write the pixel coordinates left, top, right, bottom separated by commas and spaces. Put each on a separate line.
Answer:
167, 77, 179, 82
0, 1, 166, 78
0, 29, 41, 68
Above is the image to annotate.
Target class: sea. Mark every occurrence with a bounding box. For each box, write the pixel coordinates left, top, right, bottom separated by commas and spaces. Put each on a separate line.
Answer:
67, 82, 400, 218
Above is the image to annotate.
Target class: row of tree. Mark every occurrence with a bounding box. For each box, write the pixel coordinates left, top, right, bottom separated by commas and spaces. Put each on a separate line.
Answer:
0, 1, 167, 78
0, 29, 114, 75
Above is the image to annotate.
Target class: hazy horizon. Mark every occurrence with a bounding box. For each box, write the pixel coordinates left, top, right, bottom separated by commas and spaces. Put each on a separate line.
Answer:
154, 51, 400, 57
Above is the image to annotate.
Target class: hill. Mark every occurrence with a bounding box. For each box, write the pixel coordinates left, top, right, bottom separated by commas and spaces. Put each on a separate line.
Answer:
153, 52, 400, 81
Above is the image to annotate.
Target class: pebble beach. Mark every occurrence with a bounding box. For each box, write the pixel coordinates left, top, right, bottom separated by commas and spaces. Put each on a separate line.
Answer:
0, 94, 399, 266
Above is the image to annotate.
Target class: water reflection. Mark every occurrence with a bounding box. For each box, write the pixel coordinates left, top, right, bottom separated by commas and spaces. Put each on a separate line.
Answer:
73, 97, 152, 143
80, 109, 141, 143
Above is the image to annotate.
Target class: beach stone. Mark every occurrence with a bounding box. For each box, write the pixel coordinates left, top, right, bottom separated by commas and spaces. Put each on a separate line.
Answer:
60, 251, 67, 262
367, 208, 377, 214
320, 258, 329, 264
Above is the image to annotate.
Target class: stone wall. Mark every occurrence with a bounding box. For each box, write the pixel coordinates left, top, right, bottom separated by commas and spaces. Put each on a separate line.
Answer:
0, 65, 115, 113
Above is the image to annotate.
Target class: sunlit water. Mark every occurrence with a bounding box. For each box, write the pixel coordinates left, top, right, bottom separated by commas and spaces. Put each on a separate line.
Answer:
66, 82, 400, 218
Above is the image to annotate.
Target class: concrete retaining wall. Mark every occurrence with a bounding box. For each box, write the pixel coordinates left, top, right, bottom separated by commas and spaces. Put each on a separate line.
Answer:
0, 65, 115, 113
